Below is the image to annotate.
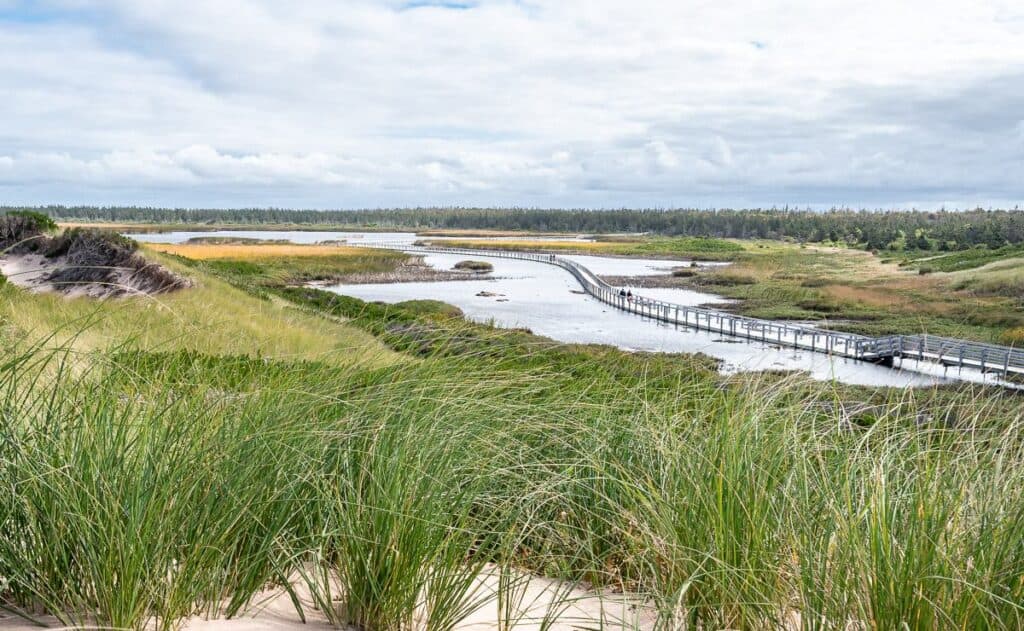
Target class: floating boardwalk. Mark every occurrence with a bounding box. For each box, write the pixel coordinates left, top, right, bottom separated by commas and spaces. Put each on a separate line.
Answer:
353, 242, 1024, 379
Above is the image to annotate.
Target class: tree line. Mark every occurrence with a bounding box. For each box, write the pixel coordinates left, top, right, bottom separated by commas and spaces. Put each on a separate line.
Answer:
19, 205, 1024, 251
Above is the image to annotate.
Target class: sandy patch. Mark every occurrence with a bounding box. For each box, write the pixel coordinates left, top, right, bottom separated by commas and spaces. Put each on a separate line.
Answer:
1, 252, 187, 299
0, 253, 52, 290
0, 569, 655, 631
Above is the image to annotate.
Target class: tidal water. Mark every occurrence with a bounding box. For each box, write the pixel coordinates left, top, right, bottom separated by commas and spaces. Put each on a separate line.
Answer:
324, 251, 956, 387
131, 230, 1003, 387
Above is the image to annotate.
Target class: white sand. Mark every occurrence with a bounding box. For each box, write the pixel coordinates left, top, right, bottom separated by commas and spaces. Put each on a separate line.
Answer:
0, 569, 656, 631
0, 254, 52, 292
0, 253, 169, 299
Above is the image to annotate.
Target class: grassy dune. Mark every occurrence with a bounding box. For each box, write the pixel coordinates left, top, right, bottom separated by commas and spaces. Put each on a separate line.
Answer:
2, 240, 1024, 629
952, 257, 1024, 296
0, 254, 400, 368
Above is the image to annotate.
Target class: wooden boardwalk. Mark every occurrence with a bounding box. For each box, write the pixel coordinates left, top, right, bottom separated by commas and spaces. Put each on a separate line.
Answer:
353, 242, 1024, 379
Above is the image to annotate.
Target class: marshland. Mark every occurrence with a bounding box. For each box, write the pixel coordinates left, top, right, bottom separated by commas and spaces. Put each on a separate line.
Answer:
1, 209, 1023, 630
7, 1, 1024, 627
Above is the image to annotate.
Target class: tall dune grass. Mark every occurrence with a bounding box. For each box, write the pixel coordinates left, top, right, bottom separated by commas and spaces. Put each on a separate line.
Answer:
1, 320, 1023, 629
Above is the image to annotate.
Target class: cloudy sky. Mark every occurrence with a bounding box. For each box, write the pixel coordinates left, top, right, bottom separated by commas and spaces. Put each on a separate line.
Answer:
1, 0, 1023, 209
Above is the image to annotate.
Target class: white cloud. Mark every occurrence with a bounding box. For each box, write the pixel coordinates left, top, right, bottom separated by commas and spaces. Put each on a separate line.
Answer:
0, 0, 1022, 207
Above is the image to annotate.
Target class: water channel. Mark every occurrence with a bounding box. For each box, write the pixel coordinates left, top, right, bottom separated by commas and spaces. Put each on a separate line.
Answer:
130, 230, 1005, 387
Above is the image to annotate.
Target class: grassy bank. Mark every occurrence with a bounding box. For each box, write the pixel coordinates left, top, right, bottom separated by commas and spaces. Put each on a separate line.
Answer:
145, 242, 407, 287
2, 239, 1024, 629
636, 241, 1024, 344
0, 252, 400, 368
421, 236, 745, 260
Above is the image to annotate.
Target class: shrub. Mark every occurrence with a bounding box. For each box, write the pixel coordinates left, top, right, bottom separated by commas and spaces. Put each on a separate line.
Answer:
6, 210, 57, 232
453, 260, 494, 272
796, 298, 843, 313
999, 327, 1024, 346
394, 299, 463, 318
704, 272, 758, 286
0, 212, 56, 253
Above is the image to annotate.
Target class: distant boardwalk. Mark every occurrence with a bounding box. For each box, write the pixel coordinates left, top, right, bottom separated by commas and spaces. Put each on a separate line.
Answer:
353, 242, 1024, 380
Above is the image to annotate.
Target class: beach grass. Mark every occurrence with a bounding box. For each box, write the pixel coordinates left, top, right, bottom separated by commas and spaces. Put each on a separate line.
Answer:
2, 320, 1023, 630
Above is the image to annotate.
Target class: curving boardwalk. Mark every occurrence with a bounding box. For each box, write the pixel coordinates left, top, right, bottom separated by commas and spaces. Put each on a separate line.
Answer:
356, 242, 1024, 379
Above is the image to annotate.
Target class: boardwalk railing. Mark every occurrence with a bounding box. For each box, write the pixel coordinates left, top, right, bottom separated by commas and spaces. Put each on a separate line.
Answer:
348, 242, 1024, 378
861, 335, 1024, 376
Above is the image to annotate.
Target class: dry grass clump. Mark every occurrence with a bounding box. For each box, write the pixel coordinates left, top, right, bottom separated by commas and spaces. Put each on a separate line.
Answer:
999, 327, 1024, 346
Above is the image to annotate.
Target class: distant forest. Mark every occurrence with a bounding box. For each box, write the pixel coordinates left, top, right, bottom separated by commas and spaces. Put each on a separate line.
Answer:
21, 205, 1024, 251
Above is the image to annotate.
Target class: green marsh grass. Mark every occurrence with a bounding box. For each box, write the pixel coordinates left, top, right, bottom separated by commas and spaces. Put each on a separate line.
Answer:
1, 287, 1024, 629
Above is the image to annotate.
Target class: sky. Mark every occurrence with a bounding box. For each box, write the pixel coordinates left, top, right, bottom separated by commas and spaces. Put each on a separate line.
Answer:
0, 0, 1023, 209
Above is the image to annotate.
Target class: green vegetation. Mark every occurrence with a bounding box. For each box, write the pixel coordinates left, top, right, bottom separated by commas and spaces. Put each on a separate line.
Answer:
158, 245, 408, 289
661, 242, 1024, 343
29, 205, 1024, 251
2, 236, 1024, 630
424, 236, 746, 261
0, 253, 398, 366
0, 210, 58, 253
951, 258, 1024, 299
896, 244, 1024, 272
453, 259, 494, 272
4, 209, 58, 232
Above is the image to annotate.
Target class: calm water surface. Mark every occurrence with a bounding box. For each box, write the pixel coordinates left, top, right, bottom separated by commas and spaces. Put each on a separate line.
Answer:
126, 230, 594, 245
325, 251, 965, 387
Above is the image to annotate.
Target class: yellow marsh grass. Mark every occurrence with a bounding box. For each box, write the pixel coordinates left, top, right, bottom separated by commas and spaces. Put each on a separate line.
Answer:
417, 229, 578, 237
425, 238, 622, 252
0, 252, 402, 369
147, 243, 375, 260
